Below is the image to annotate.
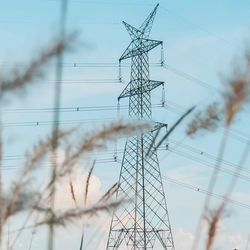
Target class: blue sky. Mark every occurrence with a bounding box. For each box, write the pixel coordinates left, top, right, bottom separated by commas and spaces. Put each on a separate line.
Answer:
1, 0, 250, 249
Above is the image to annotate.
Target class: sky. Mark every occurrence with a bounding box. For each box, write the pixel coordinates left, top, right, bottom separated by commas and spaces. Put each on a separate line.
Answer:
0, 0, 250, 249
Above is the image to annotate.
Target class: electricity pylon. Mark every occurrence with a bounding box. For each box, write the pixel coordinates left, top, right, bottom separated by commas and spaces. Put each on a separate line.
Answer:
107, 4, 175, 249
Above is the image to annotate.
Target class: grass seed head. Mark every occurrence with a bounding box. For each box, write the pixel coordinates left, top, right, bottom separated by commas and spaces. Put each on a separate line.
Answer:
186, 102, 220, 136
223, 49, 250, 127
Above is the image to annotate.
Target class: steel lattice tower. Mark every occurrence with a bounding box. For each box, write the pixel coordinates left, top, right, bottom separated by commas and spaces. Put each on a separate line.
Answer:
107, 4, 175, 250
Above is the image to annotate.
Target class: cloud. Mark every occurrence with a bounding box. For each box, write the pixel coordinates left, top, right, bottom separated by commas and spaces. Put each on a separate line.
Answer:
174, 227, 194, 249
173, 226, 247, 250
227, 233, 247, 250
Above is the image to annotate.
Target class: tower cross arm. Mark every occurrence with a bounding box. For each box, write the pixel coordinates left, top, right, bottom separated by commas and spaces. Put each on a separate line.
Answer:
118, 80, 164, 100
151, 121, 168, 133
120, 39, 162, 61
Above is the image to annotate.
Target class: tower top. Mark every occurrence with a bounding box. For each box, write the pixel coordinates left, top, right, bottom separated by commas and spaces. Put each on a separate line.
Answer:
122, 3, 159, 39
119, 4, 162, 62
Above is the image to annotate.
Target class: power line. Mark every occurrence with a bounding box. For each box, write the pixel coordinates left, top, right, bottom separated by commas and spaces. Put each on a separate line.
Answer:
163, 65, 219, 92
47, 0, 154, 6
4, 158, 249, 213
169, 148, 250, 183
3, 140, 250, 184
169, 139, 250, 176
1, 103, 162, 114
162, 176, 250, 211
44, 79, 121, 84
2, 100, 250, 147
2, 99, 250, 154
162, 100, 250, 144
2, 150, 249, 211
0, 61, 223, 92
0, 157, 117, 171
1, 117, 114, 128
0, 62, 161, 68
116, 145, 250, 183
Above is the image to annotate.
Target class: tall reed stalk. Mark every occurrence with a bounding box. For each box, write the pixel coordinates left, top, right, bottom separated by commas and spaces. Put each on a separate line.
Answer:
191, 49, 250, 250
48, 0, 68, 249
191, 128, 229, 250
0, 117, 2, 250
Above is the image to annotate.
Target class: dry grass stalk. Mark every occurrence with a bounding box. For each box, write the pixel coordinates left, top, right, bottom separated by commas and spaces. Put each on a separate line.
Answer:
192, 50, 250, 250
27, 212, 40, 250
0, 31, 75, 249
2, 192, 37, 225
5, 121, 142, 248
9, 121, 144, 242
9, 208, 38, 250
186, 102, 220, 136
0, 118, 2, 248
223, 51, 250, 127
191, 128, 229, 250
25, 129, 75, 174
191, 52, 250, 250
58, 121, 149, 177
0, 129, 74, 249
10, 212, 40, 250
79, 233, 84, 250
7, 221, 10, 250
224, 138, 250, 204
147, 106, 195, 157
98, 183, 119, 203
8, 177, 60, 249
0, 32, 76, 98
204, 202, 225, 250
28, 228, 36, 250
48, 3, 69, 249
69, 181, 76, 205
246, 232, 250, 250
2, 129, 74, 226
80, 160, 96, 250
193, 50, 250, 250
34, 200, 124, 227
145, 124, 161, 156
84, 160, 96, 205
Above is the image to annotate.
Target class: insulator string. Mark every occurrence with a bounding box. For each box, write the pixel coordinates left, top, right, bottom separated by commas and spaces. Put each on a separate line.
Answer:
161, 42, 165, 66
161, 83, 166, 107
119, 60, 122, 82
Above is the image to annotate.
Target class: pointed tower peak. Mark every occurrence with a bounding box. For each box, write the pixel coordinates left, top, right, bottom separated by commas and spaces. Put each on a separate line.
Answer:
122, 3, 160, 40
140, 3, 159, 37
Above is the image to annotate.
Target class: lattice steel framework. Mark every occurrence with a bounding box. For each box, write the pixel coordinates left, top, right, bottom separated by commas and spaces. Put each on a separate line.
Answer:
107, 4, 175, 250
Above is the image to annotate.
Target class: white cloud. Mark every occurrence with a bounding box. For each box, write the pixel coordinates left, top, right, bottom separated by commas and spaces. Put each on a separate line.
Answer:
173, 225, 247, 250
174, 227, 194, 249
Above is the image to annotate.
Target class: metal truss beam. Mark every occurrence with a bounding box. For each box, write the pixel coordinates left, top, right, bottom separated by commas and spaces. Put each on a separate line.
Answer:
120, 39, 162, 61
